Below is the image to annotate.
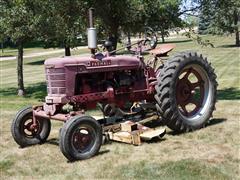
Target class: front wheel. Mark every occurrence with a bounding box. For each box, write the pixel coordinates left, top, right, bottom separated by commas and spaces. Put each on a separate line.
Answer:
11, 106, 51, 147
59, 115, 102, 161
155, 51, 217, 132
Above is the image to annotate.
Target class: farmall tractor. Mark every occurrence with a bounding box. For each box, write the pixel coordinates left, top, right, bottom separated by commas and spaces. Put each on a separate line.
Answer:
11, 9, 217, 161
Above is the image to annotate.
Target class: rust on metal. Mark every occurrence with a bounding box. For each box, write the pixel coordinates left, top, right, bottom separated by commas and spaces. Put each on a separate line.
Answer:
149, 44, 176, 57
176, 68, 205, 117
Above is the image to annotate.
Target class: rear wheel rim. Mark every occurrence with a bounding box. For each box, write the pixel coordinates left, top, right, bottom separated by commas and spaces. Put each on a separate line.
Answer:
176, 64, 211, 121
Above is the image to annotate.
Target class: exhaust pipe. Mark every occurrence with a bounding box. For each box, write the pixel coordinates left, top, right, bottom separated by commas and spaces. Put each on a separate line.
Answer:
87, 8, 97, 54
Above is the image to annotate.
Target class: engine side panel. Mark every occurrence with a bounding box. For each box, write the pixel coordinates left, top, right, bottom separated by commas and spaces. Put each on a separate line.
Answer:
44, 55, 155, 110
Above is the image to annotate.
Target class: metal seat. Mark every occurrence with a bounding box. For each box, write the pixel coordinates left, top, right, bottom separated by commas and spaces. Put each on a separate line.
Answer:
149, 44, 175, 57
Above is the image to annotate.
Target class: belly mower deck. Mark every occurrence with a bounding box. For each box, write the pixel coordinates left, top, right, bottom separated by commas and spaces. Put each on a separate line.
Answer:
94, 114, 166, 145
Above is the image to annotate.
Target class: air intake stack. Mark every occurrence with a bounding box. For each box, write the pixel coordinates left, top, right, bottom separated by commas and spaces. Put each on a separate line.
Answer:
87, 8, 97, 55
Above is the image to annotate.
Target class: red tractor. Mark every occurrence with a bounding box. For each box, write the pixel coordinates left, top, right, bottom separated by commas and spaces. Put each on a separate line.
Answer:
11, 9, 217, 161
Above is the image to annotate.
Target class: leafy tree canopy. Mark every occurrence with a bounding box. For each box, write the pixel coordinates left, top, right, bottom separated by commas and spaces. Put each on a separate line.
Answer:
199, 0, 240, 46
36, 0, 89, 55
0, 0, 40, 44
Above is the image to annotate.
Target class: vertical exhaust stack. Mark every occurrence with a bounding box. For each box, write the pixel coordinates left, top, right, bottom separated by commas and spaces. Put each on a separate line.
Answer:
88, 8, 97, 55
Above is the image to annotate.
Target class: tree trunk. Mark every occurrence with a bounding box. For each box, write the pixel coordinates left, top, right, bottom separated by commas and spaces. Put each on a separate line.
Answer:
65, 46, 71, 56
1, 42, 3, 53
126, 32, 131, 50
108, 25, 119, 51
236, 30, 240, 47
234, 9, 240, 46
109, 34, 118, 51
127, 32, 131, 46
17, 42, 24, 96
161, 29, 165, 43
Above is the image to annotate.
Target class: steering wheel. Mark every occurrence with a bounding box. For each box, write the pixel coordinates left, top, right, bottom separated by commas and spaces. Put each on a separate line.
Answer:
143, 27, 158, 50
108, 27, 158, 55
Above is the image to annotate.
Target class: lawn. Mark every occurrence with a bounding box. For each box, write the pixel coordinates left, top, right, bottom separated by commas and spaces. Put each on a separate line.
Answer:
0, 35, 239, 179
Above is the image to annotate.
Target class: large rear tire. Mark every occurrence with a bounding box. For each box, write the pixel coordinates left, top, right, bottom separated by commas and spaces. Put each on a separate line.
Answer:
59, 115, 102, 161
155, 51, 217, 132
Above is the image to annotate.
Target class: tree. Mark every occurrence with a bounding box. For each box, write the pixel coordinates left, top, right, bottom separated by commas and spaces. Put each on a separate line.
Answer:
0, 20, 5, 53
91, 0, 142, 50
0, 0, 40, 95
198, 1, 214, 34
199, 0, 240, 46
141, 0, 182, 42
37, 0, 88, 56
92, 0, 183, 46
210, 0, 240, 46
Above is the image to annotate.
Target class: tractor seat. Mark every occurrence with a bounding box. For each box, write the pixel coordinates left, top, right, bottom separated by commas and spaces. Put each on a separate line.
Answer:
149, 44, 175, 57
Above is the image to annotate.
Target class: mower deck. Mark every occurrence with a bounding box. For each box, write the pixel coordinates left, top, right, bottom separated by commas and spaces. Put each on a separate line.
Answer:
94, 114, 166, 145
33, 104, 166, 145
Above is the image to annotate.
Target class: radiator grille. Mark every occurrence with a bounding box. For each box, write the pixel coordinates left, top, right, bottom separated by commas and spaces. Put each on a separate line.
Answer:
46, 68, 66, 95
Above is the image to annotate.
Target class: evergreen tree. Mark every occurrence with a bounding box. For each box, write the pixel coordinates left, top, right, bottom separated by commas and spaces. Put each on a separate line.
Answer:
198, 1, 214, 34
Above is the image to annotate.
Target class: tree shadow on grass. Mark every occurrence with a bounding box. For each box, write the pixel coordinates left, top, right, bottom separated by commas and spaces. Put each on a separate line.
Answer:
26, 59, 45, 65
167, 118, 227, 136
217, 44, 239, 48
158, 39, 192, 44
0, 55, 15, 57
0, 82, 47, 100
217, 88, 240, 100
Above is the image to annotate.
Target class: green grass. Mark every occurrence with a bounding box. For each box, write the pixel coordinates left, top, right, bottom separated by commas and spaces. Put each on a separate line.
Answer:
0, 159, 14, 173
112, 159, 230, 180
0, 35, 239, 179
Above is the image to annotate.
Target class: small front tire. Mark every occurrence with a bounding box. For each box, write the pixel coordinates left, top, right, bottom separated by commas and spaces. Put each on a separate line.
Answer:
11, 106, 51, 147
59, 115, 102, 161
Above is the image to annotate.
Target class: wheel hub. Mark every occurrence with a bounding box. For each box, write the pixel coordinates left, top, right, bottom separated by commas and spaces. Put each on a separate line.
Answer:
73, 129, 93, 151
176, 67, 205, 117
23, 119, 40, 136
177, 79, 193, 102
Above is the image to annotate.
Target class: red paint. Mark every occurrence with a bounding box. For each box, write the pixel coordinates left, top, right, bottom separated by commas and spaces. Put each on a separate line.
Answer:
149, 44, 175, 56
32, 43, 175, 121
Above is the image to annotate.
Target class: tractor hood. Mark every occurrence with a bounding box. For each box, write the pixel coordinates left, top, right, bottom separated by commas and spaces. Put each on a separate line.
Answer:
45, 55, 140, 70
